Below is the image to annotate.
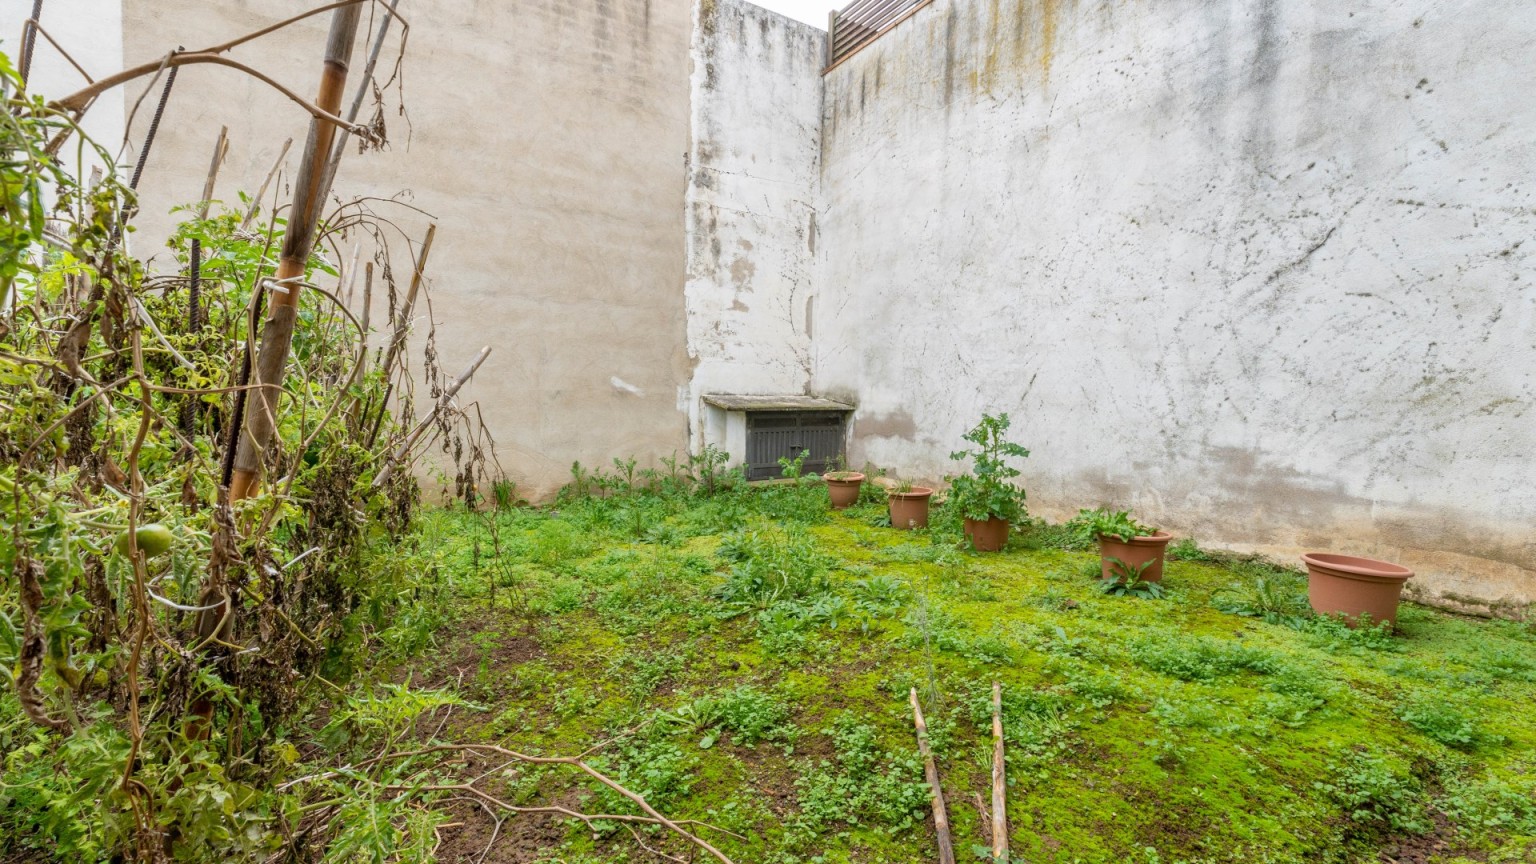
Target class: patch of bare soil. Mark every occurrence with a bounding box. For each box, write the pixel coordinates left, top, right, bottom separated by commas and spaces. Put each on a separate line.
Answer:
417, 611, 546, 689
1378, 812, 1486, 864
432, 794, 570, 864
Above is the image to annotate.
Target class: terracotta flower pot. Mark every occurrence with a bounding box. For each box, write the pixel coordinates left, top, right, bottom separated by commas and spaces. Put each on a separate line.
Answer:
1098, 531, 1173, 582
825, 473, 865, 510
964, 516, 1010, 552
1302, 553, 1413, 627
888, 487, 933, 530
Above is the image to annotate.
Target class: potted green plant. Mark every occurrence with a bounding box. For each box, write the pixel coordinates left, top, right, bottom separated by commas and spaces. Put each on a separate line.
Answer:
1067, 508, 1173, 583
822, 456, 865, 510
888, 479, 934, 530
946, 413, 1029, 552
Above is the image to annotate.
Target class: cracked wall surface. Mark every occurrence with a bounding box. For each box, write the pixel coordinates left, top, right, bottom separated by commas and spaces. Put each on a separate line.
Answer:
684, 0, 826, 444
85, 0, 1536, 613
815, 0, 1536, 616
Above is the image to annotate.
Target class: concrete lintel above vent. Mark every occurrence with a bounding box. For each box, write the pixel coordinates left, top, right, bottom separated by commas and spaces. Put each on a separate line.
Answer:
702, 394, 856, 412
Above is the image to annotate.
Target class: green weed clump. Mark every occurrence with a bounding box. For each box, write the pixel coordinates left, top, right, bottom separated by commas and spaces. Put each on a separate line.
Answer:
1439, 769, 1536, 836
672, 685, 793, 748
790, 717, 930, 836
1397, 695, 1489, 750
1314, 748, 1432, 837
713, 528, 834, 610
1131, 632, 1282, 681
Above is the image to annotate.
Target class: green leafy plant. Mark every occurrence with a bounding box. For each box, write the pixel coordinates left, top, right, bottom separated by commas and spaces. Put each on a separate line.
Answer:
778, 448, 811, 483
671, 685, 793, 748
1213, 573, 1309, 624
690, 444, 739, 496
790, 717, 929, 837
1315, 748, 1431, 836
1066, 507, 1154, 544
712, 529, 834, 611
1397, 696, 1485, 750
946, 413, 1029, 523
1100, 558, 1164, 598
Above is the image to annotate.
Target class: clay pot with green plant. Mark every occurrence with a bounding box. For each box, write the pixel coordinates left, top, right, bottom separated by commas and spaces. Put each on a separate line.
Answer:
888, 480, 934, 530
1067, 508, 1173, 583
824, 470, 865, 510
1302, 553, 1413, 628
946, 412, 1029, 552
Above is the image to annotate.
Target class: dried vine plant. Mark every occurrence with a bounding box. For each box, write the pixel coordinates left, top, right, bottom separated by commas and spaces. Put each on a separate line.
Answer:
0, 8, 732, 862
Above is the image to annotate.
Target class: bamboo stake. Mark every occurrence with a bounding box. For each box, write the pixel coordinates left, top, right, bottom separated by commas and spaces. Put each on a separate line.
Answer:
364, 223, 434, 447
189, 126, 227, 332
239, 138, 292, 233
371, 346, 491, 489
340, 244, 361, 308
346, 261, 374, 430
911, 688, 955, 864
991, 681, 1008, 862
318, 0, 403, 201
197, 126, 229, 219
380, 222, 434, 375
229, 4, 363, 501
358, 262, 373, 364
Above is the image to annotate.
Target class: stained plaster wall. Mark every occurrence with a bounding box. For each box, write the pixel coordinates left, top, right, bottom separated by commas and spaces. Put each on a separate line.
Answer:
2, 0, 123, 190
816, 0, 1536, 615
685, 0, 826, 454
118, 0, 694, 500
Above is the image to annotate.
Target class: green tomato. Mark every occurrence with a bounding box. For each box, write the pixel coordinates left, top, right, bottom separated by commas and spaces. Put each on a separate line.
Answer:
115, 523, 174, 558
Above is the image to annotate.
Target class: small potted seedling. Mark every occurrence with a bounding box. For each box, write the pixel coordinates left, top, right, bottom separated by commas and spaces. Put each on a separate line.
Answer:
822, 455, 865, 511
946, 412, 1029, 552
888, 479, 934, 530
1068, 508, 1173, 583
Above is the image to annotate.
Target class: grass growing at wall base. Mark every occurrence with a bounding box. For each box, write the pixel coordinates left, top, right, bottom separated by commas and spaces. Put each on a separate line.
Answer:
395, 488, 1536, 863
364, 483, 1534, 863
15, 481, 1526, 863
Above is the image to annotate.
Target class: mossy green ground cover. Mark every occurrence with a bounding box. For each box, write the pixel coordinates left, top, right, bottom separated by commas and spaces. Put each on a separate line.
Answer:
393, 482, 1536, 864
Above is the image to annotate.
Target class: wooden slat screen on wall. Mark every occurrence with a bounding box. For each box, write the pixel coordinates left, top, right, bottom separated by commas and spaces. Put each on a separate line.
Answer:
825, 0, 930, 70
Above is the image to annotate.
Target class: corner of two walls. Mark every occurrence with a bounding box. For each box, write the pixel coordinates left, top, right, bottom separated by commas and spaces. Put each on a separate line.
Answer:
684, 0, 827, 453
812, 0, 1536, 617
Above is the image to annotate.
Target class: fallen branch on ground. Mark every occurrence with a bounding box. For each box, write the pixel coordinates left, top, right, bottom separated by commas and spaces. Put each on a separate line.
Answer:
911, 688, 955, 864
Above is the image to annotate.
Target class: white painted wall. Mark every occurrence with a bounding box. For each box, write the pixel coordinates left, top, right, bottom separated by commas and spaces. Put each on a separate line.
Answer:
817, 0, 1536, 615
1, 0, 124, 190
685, 0, 825, 451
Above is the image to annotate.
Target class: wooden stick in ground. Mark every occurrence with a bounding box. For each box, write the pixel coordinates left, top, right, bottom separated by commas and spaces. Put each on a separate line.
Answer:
190, 125, 228, 330
197, 126, 229, 219
180, 126, 227, 438
992, 681, 1008, 862
370, 345, 491, 489
239, 137, 292, 232
229, 3, 363, 501
365, 222, 435, 447
318, 0, 403, 200
346, 261, 374, 429
379, 222, 434, 375
911, 688, 956, 864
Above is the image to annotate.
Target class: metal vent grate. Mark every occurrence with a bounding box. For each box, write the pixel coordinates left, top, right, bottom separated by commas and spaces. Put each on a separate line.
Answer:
745, 411, 847, 481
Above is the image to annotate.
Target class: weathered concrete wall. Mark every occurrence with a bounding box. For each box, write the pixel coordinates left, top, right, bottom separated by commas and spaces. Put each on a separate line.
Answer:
817, 0, 1536, 616
119, 0, 694, 499
2, 0, 123, 177
685, 0, 825, 449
